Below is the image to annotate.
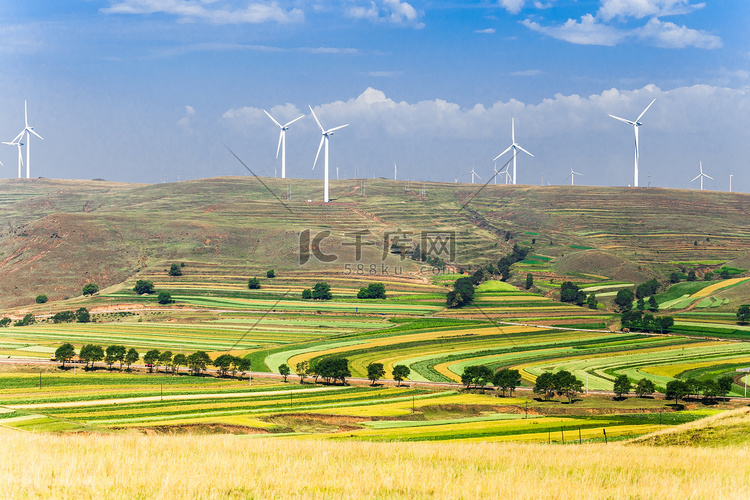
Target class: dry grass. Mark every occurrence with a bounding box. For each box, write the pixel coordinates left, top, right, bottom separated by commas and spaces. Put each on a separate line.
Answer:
2, 428, 750, 499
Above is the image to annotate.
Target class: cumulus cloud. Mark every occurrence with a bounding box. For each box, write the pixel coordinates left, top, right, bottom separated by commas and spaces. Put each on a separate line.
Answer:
499, 0, 527, 14
635, 17, 721, 49
220, 85, 750, 189
522, 14, 626, 46
101, 0, 304, 24
474, 28, 496, 34
347, 0, 424, 27
598, 0, 705, 21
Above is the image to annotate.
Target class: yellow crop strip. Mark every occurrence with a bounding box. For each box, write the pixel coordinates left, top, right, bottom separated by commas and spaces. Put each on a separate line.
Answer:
691, 277, 750, 298
642, 356, 750, 378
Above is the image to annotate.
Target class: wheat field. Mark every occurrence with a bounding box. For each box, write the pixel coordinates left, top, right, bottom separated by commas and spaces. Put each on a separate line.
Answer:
2, 428, 749, 499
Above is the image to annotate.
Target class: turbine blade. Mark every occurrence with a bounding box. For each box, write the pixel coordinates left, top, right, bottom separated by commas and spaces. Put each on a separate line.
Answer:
276, 130, 283, 159
691, 174, 700, 182
493, 145, 513, 161
24, 100, 28, 128
636, 98, 656, 122
312, 136, 324, 170
516, 145, 534, 157
263, 109, 282, 128
325, 124, 349, 134
29, 129, 43, 140
609, 114, 635, 126
705, 174, 714, 180
283, 115, 305, 128
309, 105, 325, 132
12, 130, 24, 143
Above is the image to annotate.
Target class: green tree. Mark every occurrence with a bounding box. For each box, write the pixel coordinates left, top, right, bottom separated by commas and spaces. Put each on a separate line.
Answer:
301, 288, 312, 299
315, 357, 350, 384
124, 348, 139, 370
553, 370, 584, 402
648, 295, 659, 312
143, 349, 160, 372
446, 277, 475, 308
187, 351, 211, 375
635, 279, 660, 299
168, 263, 182, 276
266, 269, 276, 278
296, 360, 309, 383
635, 378, 655, 398
82, 283, 99, 296
665, 380, 689, 404
560, 281, 586, 306
134, 280, 155, 295
172, 353, 187, 374
157, 291, 173, 304
669, 272, 681, 283
493, 368, 522, 397
717, 375, 734, 398
158, 351, 173, 373
79, 344, 104, 369
614, 289, 635, 312
533, 372, 556, 400
52, 311, 76, 323
737, 305, 750, 325
233, 357, 252, 380
248, 277, 261, 290
312, 282, 332, 300
14, 313, 35, 326
636, 297, 646, 311
587, 293, 598, 310
613, 374, 632, 398
392, 365, 411, 386
279, 363, 291, 382
105, 345, 126, 370
54, 343, 76, 368
213, 354, 234, 377
366, 362, 386, 385
357, 282, 387, 299
687, 270, 697, 281
35, 294, 48, 304
461, 365, 494, 390
525, 273, 533, 290
0, 317, 10, 328
76, 307, 90, 323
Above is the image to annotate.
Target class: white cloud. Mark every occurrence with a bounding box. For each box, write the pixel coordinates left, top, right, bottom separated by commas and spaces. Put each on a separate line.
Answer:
635, 17, 721, 49
219, 85, 750, 189
474, 28, 496, 34
522, 14, 627, 46
177, 105, 195, 128
101, 0, 304, 24
598, 0, 705, 21
347, 0, 424, 27
499, 0, 527, 15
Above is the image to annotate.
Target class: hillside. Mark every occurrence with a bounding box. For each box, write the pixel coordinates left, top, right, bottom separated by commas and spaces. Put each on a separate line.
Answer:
2, 177, 750, 308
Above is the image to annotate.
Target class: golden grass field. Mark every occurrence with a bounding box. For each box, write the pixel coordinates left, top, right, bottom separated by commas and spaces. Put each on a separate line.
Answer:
2, 428, 750, 499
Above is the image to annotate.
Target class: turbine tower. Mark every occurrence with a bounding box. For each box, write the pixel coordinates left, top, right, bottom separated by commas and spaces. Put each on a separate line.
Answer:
310, 105, 348, 203
2, 139, 23, 178
691, 161, 713, 191
609, 98, 655, 188
567, 168, 582, 186
469, 165, 481, 184
494, 118, 533, 185
263, 109, 304, 179
13, 101, 43, 179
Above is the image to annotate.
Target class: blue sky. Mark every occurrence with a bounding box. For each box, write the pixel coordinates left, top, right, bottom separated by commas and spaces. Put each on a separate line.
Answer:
1, 1, 748, 191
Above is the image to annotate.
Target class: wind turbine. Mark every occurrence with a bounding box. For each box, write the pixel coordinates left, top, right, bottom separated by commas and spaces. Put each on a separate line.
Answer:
310, 105, 348, 203
609, 98, 655, 188
493, 118, 533, 185
14, 101, 43, 179
469, 165, 482, 184
263, 109, 304, 179
3, 139, 23, 178
691, 161, 713, 191
567, 168, 582, 186
394, 163, 397, 181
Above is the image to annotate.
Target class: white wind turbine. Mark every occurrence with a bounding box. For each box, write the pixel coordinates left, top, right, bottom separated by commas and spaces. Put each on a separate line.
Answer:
494, 118, 533, 185
609, 98, 655, 188
691, 161, 713, 191
263, 110, 305, 179
310, 105, 348, 203
567, 167, 582, 186
2, 139, 23, 178
469, 165, 482, 184
13, 101, 43, 179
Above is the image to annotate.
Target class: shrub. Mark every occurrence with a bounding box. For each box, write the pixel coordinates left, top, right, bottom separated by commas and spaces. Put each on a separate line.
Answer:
302, 288, 312, 300
134, 280, 155, 295
14, 313, 35, 327
0, 317, 11, 328
157, 291, 173, 304
312, 282, 332, 301
266, 270, 276, 278
76, 308, 90, 323
357, 282, 386, 299
168, 263, 182, 276
248, 277, 261, 290
35, 294, 48, 304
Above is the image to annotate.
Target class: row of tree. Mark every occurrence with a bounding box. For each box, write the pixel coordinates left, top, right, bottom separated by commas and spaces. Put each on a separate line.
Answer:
461, 366, 523, 396
664, 376, 734, 403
